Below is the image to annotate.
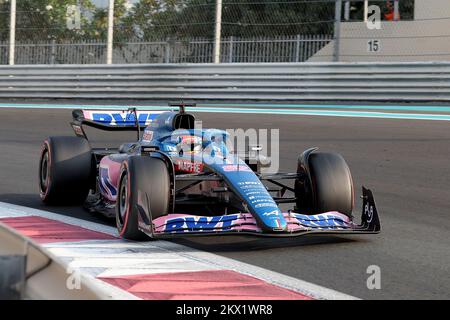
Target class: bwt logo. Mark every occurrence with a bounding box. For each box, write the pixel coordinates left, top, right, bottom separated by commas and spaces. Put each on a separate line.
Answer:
293, 213, 349, 228
164, 215, 239, 233
91, 112, 160, 126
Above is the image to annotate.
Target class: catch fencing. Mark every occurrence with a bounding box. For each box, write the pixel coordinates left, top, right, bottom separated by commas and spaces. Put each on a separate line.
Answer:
3, 1, 450, 64
0, 35, 332, 64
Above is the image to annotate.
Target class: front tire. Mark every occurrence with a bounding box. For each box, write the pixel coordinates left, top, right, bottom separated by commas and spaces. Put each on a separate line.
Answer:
39, 136, 93, 205
296, 152, 354, 217
116, 156, 171, 240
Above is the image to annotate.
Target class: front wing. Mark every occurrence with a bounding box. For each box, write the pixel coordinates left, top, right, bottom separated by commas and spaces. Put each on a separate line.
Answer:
149, 187, 380, 238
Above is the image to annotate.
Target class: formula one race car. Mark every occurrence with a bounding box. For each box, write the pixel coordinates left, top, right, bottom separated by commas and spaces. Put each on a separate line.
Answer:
38, 103, 380, 240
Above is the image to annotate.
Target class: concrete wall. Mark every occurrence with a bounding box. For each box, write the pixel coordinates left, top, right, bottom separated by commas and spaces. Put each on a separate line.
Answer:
310, 0, 450, 62
415, 0, 450, 19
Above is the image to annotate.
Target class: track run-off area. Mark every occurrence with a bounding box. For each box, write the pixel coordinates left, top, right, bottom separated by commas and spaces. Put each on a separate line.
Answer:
0, 102, 449, 299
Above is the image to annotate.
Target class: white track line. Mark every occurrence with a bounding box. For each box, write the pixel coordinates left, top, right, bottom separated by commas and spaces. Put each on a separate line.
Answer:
0, 201, 358, 300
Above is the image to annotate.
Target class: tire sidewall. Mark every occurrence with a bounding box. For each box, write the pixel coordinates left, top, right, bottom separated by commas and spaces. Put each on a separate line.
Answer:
39, 136, 92, 205
39, 140, 52, 201
117, 160, 133, 237
115, 156, 170, 240
116, 158, 148, 240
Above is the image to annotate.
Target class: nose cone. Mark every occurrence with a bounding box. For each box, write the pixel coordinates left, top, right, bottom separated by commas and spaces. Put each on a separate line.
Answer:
258, 208, 287, 231
214, 161, 287, 232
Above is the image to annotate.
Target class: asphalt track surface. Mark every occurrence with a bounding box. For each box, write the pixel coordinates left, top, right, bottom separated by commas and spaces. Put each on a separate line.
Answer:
1, 106, 449, 300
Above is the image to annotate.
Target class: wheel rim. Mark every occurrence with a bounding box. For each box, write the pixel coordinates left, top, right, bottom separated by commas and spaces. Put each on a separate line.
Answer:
119, 174, 128, 222
40, 150, 50, 193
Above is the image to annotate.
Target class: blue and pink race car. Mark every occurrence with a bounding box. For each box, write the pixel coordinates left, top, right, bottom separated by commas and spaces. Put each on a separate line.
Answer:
38, 103, 380, 240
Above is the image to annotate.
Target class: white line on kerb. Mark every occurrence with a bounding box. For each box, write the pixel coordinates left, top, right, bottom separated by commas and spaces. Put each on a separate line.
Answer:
0, 201, 358, 300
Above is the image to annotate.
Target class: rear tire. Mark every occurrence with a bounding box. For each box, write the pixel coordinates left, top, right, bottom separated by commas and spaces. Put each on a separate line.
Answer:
116, 156, 170, 240
296, 152, 354, 217
39, 136, 93, 205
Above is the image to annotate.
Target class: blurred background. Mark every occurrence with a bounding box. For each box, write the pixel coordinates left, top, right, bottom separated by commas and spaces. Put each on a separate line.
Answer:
0, 0, 449, 64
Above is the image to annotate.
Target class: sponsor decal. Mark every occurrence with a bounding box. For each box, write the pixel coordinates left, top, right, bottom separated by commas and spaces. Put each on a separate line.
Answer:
263, 210, 280, 217
248, 195, 273, 200
255, 203, 278, 208
175, 160, 203, 173
72, 124, 84, 136
164, 214, 240, 233
364, 203, 374, 223
245, 191, 265, 196
142, 131, 154, 142
238, 181, 260, 186
178, 135, 202, 144
164, 145, 177, 152
239, 185, 264, 190
292, 213, 349, 228
252, 198, 275, 204
83, 111, 163, 126
222, 164, 252, 172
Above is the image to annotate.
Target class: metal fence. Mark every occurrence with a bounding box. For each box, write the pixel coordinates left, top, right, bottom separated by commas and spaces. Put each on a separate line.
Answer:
0, 43, 6, 65
1, 62, 449, 101
0, 35, 332, 64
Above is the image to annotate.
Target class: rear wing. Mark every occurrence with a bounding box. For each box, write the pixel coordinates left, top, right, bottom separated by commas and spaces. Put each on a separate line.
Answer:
70, 109, 167, 140
71, 109, 166, 130
71, 102, 196, 140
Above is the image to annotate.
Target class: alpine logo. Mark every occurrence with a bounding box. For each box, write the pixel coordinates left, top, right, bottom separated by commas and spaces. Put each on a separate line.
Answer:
263, 210, 279, 217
